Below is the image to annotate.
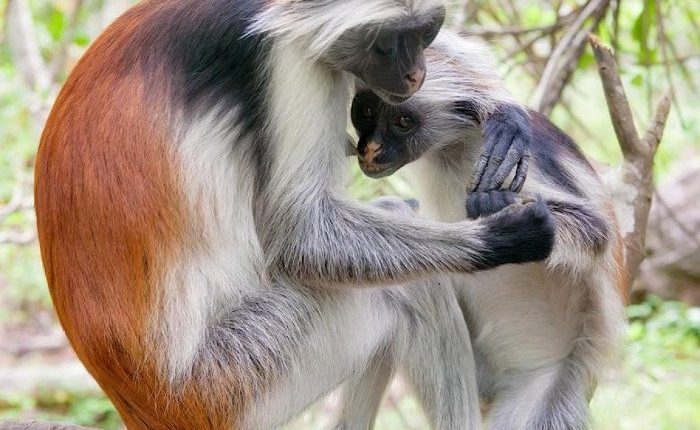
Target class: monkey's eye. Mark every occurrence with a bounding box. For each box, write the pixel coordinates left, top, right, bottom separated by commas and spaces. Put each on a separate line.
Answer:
362, 106, 374, 119
393, 114, 415, 131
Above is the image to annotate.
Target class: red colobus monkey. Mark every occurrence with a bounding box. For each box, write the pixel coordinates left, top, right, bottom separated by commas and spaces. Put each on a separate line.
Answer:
36, 1, 555, 428
351, 30, 627, 430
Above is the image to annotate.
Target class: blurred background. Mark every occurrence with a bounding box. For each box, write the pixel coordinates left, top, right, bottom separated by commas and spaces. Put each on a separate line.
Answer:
0, 0, 698, 429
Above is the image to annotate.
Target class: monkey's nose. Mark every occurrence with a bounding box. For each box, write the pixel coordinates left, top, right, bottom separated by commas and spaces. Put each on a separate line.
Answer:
359, 140, 383, 165
405, 67, 426, 93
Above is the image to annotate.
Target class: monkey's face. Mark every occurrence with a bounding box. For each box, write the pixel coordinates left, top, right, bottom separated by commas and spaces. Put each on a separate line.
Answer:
351, 91, 426, 178
325, 7, 445, 104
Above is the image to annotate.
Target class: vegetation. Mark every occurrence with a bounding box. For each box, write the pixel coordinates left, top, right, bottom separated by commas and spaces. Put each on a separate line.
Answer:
1, 0, 698, 429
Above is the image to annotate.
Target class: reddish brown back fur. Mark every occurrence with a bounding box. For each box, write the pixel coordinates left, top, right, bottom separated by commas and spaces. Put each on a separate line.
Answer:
605, 202, 629, 303
35, 3, 247, 428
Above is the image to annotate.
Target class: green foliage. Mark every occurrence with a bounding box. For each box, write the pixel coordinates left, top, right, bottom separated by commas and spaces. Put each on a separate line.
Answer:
0, 390, 122, 429
592, 298, 700, 430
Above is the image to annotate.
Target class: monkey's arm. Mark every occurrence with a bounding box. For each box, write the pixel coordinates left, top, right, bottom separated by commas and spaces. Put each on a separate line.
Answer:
545, 199, 611, 272
466, 190, 611, 272
262, 195, 555, 288
470, 104, 532, 193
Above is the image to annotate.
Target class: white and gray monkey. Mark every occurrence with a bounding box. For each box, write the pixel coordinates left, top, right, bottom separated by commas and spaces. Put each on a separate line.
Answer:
351, 30, 627, 430
36, 0, 556, 429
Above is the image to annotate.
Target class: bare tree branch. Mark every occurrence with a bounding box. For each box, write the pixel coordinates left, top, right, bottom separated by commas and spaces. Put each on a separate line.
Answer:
0, 231, 36, 245
4, 0, 55, 130
460, 21, 567, 38
589, 34, 645, 158
5, 0, 49, 91
589, 33, 672, 293
641, 90, 672, 151
459, 6, 580, 38
532, 0, 611, 115
48, 0, 85, 81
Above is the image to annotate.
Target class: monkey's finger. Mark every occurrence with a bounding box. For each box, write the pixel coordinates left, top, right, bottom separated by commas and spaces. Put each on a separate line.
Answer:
468, 129, 503, 192
487, 142, 524, 190
476, 132, 513, 192
467, 190, 519, 218
509, 153, 531, 193
469, 154, 490, 192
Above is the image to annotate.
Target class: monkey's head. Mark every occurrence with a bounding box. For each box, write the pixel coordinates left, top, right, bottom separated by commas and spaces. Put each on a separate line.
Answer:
350, 89, 468, 178
350, 30, 513, 177
324, 6, 445, 103
253, 0, 446, 103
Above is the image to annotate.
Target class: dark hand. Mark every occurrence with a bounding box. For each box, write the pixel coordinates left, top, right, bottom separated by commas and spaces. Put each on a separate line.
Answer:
477, 196, 556, 267
466, 190, 520, 219
469, 105, 532, 193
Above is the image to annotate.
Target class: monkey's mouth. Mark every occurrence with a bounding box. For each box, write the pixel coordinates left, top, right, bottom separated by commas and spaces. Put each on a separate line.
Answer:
357, 139, 408, 178
358, 158, 402, 179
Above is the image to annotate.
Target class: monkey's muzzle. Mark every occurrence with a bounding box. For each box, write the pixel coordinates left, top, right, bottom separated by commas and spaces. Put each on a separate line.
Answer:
357, 140, 403, 179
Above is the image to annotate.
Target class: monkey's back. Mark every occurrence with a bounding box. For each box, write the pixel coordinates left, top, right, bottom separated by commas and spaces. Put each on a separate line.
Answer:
33, 1, 265, 427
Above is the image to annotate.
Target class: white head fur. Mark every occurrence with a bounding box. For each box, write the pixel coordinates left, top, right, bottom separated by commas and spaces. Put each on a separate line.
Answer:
249, 0, 446, 59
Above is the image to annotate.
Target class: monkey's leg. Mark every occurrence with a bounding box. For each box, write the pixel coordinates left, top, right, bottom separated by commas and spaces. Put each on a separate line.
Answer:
333, 351, 393, 430
236, 286, 401, 430
332, 277, 481, 430
397, 277, 482, 430
485, 362, 589, 430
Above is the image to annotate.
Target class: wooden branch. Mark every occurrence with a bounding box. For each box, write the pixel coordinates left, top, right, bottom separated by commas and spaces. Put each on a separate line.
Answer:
642, 91, 671, 151
589, 33, 672, 294
0, 231, 36, 245
0, 194, 34, 222
589, 34, 644, 158
5, 0, 49, 91
0, 178, 34, 234
4, 0, 55, 129
460, 21, 566, 37
48, 0, 85, 81
532, 0, 611, 115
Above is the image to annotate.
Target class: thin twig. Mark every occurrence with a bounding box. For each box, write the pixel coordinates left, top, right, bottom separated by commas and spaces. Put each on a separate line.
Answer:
49, 0, 85, 81
5, 0, 49, 90
0, 231, 36, 245
532, 0, 611, 115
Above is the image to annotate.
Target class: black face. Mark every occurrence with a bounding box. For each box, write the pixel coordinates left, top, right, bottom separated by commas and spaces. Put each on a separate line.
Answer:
351, 91, 422, 178
326, 7, 445, 103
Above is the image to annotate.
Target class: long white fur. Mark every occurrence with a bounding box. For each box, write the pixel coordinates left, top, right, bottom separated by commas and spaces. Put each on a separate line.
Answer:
154, 106, 266, 382
250, 0, 445, 60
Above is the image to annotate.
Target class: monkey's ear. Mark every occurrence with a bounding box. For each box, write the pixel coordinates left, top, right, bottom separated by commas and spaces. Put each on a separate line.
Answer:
452, 100, 480, 124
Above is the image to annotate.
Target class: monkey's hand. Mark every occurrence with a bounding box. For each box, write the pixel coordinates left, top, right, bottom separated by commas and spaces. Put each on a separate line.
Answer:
473, 194, 556, 266
466, 190, 521, 219
470, 105, 532, 193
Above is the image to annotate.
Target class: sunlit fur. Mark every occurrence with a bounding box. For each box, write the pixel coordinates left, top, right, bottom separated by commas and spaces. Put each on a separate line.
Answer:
31, 0, 557, 428
356, 30, 627, 430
